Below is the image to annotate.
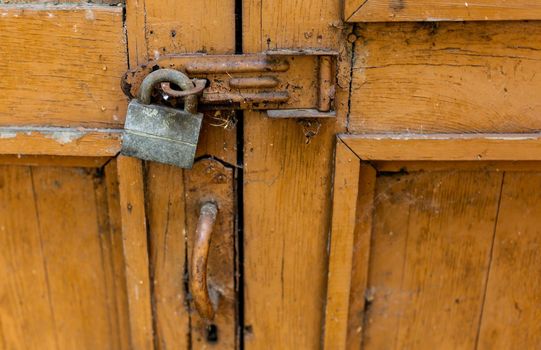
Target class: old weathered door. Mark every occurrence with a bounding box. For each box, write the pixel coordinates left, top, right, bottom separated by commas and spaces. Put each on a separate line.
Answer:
1, 1, 238, 349
3, 0, 541, 349
322, 2, 541, 350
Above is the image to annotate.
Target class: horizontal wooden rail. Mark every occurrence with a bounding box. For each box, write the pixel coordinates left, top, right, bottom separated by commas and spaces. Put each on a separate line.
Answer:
340, 133, 541, 161
0, 127, 122, 156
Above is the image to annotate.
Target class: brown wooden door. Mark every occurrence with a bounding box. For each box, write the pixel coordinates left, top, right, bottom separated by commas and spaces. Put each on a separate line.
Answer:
322, 3, 541, 350
3, 0, 541, 349
1, 1, 237, 349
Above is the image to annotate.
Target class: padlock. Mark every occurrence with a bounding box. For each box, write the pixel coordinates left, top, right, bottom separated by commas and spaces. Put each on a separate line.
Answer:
121, 69, 203, 168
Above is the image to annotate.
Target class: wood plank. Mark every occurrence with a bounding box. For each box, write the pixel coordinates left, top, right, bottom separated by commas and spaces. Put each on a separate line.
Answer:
323, 140, 361, 349
345, 162, 376, 350
374, 161, 541, 173
125, 0, 237, 347
0, 155, 110, 168
346, 0, 541, 22
477, 172, 541, 349
243, 0, 349, 347
0, 166, 58, 349
117, 156, 154, 350
104, 160, 132, 350
0, 128, 121, 156
349, 22, 541, 134
363, 170, 502, 349
144, 162, 190, 349
340, 133, 541, 161
30, 166, 126, 349
0, 165, 130, 349
0, 5, 127, 127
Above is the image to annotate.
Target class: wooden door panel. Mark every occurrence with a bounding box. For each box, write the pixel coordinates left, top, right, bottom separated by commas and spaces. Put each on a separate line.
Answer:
345, 0, 541, 22
363, 170, 501, 349
0, 5, 127, 127
477, 172, 541, 349
325, 135, 541, 349
349, 22, 541, 134
0, 163, 130, 350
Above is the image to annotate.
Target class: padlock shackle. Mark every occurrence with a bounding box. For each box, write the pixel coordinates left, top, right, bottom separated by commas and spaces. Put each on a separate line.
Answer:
138, 69, 195, 105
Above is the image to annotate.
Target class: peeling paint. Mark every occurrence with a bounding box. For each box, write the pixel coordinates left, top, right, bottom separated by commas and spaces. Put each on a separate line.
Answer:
85, 9, 95, 21
0, 132, 17, 139
44, 131, 85, 145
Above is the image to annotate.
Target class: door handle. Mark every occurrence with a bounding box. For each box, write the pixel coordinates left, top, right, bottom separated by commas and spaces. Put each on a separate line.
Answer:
190, 202, 218, 320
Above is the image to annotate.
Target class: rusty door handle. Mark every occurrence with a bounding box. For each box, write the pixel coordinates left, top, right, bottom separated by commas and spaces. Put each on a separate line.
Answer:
190, 202, 218, 320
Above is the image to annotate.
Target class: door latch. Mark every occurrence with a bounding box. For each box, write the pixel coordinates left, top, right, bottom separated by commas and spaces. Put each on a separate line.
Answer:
121, 50, 338, 118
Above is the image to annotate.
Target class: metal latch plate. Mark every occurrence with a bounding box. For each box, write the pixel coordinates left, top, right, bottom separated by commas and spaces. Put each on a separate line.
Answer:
122, 50, 337, 118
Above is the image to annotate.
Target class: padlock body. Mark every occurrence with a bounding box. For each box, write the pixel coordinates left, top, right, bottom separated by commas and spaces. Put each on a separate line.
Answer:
121, 100, 203, 168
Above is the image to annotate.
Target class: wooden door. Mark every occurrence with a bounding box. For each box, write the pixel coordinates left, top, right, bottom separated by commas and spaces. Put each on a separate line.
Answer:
1, 1, 237, 349
3, 0, 541, 349
321, 3, 541, 350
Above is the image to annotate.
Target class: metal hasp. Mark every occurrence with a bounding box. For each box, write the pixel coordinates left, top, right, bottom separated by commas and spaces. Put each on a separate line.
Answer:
121, 69, 204, 168
122, 50, 338, 118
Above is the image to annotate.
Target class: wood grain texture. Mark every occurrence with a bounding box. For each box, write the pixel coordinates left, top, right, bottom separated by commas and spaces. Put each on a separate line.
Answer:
323, 140, 361, 349
477, 172, 541, 349
0, 165, 130, 349
345, 162, 376, 350
103, 160, 131, 350
0, 5, 127, 127
362, 170, 502, 349
349, 22, 541, 133
243, 0, 349, 347
145, 162, 190, 350
117, 156, 154, 350
0, 128, 121, 156
340, 133, 541, 161
345, 0, 541, 22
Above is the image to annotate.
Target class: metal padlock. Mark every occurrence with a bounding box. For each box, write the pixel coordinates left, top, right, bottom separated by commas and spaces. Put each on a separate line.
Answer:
121, 69, 203, 168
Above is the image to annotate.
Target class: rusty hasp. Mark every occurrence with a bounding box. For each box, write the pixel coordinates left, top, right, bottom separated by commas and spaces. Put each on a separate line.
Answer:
122, 51, 338, 118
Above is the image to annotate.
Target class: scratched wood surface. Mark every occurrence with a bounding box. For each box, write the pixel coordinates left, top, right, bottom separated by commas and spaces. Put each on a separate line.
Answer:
323, 140, 361, 349
344, 0, 541, 22
0, 164, 130, 349
117, 156, 154, 350
0, 5, 127, 127
362, 170, 502, 349
477, 172, 541, 349
349, 22, 541, 134
243, 0, 350, 348
326, 150, 541, 349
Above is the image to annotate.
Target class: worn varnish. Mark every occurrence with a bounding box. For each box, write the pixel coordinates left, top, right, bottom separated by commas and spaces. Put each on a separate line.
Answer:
349, 22, 541, 133
345, 0, 541, 22
144, 162, 190, 349
477, 172, 541, 349
325, 133, 541, 348
117, 156, 154, 350
0, 5, 127, 127
0, 164, 130, 349
363, 170, 502, 349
